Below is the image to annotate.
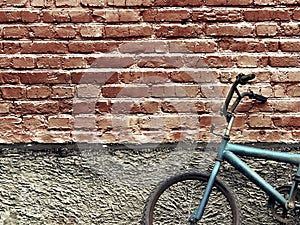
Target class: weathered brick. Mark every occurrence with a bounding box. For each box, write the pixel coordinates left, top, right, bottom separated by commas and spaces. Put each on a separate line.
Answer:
105, 25, 152, 38
3, 26, 29, 39
142, 9, 191, 22
269, 56, 299, 67
69, 11, 92, 23
55, 25, 77, 39
6, 0, 27, 6
27, 86, 51, 99
48, 115, 72, 130
156, 24, 203, 38
1, 86, 26, 99
55, 0, 79, 7
206, 24, 254, 37
102, 85, 149, 98
244, 9, 291, 21
256, 23, 278, 36
80, 24, 103, 38
273, 115, 300, 127
52, 86, 75, 99
12, 57, 35, 69
280, 40, 300, 52
81, 0, 105, 7
21, 42, 68, 54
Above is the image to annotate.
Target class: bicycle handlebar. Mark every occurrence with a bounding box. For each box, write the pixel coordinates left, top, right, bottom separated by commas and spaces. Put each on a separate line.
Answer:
239, 73, 255, 85
221, 73, 267, 122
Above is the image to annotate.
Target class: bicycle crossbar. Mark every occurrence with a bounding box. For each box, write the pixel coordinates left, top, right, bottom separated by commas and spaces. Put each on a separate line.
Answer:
223, 150, 287, 207
225, 143, 300, 166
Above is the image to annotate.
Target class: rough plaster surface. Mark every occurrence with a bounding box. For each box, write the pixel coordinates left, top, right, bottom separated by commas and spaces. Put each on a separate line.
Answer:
0, 143, 298, 225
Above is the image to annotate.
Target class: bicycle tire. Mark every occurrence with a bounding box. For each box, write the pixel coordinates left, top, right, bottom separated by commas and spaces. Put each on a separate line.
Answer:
143, 172, 240, 225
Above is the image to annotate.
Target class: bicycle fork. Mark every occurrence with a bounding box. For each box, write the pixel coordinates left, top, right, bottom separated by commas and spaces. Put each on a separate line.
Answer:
188, 161, 222, 224
188, 138, 228, 224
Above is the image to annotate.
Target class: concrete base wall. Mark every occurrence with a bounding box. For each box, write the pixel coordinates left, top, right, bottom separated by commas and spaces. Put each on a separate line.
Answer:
0, 142, 299, 224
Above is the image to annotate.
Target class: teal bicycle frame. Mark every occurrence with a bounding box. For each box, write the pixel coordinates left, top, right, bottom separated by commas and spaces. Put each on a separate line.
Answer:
190, 114, 300, 222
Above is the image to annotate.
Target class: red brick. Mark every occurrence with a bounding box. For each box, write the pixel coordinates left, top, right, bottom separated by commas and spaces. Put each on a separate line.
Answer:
105, 25, 152, 38
94, 9, 140, 23
3, 26, 29, 39
170, 40, 217, 53
248, 115, 274, 128
0, 72, 20, 84
125, 0, 152, 6
80, 25, 103, 38
256, 23, 278, 36
204, 55, 235, 68
0, 11, 20, 23
52, 86, 74, 99
154, 0, 202, 6
272, 100, 300, 112
95, 101, 111, 113
280, 40, 300, 52
1, 86, 26, 99
31, 0, 45, 7
206, 24, 254, 37
55, 25, 77, 39
107, 0, 125, 6
192, 9, 242, 22
62, 57, 87, 69
287, 84, 300, 97
281, 23, 300, 36
3, 42, 21, 54
6, 0, 26, 6
273, 115, 300, 127
142, 9, 190, 22
69, 10, 92, 22
48, 116, 72, 130
0, 57, 11, 68
227, 0, 252, 5
68, 41, 95, 53
12, 57, 35, 69
21, 10, 39, 22
30, 25, 55, 38
27, 86, 51, 99
293, 9, 300, 20
37, 57, 62, 69
42, 10, 70, 23
21, 42, 68, 54
33, 131, 72, 143
81, 0, 105, 7
55, 0, 80, 7
244, 9, 291, 21
102, 85, 149, 98
119, 41, 167, 54
205, 0, 226, 5
138, 101, 160, 114
269, 56, 299, 67
236, 55, 260, 68
254, 0, 276, 5
20, 72, 70, 84
156, 24, 203, 38
0, 102, 10, 114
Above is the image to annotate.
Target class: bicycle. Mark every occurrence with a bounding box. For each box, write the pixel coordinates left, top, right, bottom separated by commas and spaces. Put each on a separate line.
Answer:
142, 73, 300, 225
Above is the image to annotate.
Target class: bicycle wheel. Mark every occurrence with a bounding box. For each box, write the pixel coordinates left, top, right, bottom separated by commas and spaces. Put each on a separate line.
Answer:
143, 172, 240, 225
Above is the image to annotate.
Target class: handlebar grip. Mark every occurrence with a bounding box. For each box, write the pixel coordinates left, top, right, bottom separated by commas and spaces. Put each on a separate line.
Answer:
252, 93, 268, 103
238, 73, 255, 85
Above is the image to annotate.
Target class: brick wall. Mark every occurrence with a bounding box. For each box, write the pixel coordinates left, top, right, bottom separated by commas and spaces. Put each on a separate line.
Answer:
0, 0, 299, 143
